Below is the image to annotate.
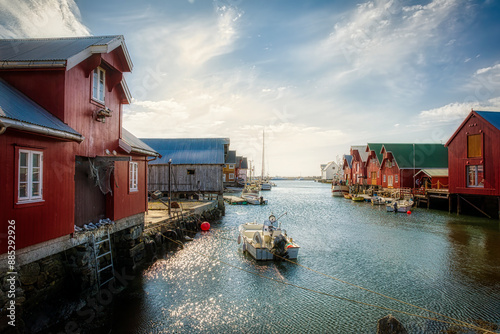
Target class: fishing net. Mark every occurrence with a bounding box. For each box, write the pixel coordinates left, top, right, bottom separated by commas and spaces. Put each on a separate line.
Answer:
89, 158, 115, 195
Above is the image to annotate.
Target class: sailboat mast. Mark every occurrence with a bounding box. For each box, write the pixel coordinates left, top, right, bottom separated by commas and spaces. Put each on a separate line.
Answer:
261, 129, 265, 181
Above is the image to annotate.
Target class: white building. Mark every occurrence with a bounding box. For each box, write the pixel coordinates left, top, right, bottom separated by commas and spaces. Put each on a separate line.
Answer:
321, 161, 342, 180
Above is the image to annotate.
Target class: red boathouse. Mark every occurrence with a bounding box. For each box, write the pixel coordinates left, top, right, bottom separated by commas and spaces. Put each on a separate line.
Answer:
0, 36, 158, 259
445, 110, 500, 218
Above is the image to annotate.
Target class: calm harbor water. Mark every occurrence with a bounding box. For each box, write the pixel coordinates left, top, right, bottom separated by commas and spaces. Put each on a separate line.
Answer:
110, 181, 500, 333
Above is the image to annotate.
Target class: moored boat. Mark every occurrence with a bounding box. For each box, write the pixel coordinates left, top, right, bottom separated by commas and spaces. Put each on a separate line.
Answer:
351, 195, 365, 202
371, 197, 385, 205
386, 199, 414, 212
332, 184, 349, 197
238, 214, 299, 260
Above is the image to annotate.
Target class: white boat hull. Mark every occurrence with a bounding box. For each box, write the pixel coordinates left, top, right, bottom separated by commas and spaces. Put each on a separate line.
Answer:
239, 222, 299, 260
332, 185, 349, 197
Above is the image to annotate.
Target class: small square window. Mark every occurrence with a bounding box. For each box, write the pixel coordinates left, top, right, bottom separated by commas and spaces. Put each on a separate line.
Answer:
187, 169, 195, 175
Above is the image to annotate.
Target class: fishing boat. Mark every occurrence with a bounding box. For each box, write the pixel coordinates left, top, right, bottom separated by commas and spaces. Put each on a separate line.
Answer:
331, 184, 349, 197
241, 184, 267, 205
238, 214, 299, 260
344, 194, 352, 199
386, 199, 414, 212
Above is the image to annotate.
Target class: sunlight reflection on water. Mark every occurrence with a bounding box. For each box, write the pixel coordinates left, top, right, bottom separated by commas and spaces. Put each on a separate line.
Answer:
112, 181, 500, 333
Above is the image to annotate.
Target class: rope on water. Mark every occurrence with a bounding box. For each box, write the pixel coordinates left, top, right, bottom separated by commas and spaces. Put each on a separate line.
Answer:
160, 232, 496, 334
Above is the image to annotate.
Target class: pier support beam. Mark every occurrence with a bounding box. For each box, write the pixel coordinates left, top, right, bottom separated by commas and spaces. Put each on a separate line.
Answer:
457, 195, 460, 216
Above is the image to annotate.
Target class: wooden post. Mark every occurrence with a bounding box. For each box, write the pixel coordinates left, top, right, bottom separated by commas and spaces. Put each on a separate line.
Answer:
498, 197, 500, 220
457, 195, 460, 216
448, 195, 452, 214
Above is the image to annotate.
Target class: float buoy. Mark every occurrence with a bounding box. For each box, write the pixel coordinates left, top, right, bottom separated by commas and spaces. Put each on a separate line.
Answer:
201, 221, 210, 231
407, 210, 411, 215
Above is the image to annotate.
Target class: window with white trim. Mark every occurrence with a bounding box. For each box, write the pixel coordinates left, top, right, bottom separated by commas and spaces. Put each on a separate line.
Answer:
395, 175, 399, 183
129, 162, 138, 192
229, 173, 234, 180
18, 150, 43, 202
92, 67, 105, 103
467, 165, 484, 188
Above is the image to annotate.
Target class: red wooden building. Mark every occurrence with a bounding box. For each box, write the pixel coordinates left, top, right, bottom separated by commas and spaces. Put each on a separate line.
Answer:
379, 143, 448, 189
350, 145, 368, 185
445, 110, 500, 199
342, 154, 353, 184
0, 36, 158, 256
365, 143, 384, 186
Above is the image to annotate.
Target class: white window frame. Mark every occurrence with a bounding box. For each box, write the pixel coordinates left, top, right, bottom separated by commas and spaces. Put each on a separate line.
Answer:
18, 150, 43, 203
467, 165, 484, 188
383, 174, 386, 183
229, 173, 235, 180
92, 67, 106, 103
229, 164, 235, 169
129, 162, 138, 192
388, 175, 394, 187
395, 175, 399, 183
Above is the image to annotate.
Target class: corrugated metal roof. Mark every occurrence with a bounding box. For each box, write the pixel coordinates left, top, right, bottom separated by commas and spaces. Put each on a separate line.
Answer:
0, 36, 115, 61
382, 143, 448, 169
343, 154, 353, 168
225, 150, 236, 164
237, 156, 248, 169
0, 79, 81, 136
122, 128, 158, 157
351, 145, 369, 162
141, 138, 230, 165
415, 168, 448, 177
476, 110, 500, 131
0, 35, 132, 71
366, 143, 384, 163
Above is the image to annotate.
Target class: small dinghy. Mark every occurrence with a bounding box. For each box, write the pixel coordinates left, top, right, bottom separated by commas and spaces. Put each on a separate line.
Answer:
238, 213, 299, 260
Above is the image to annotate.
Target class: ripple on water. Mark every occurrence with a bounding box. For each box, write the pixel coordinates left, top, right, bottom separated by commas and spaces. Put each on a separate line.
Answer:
112, 181, 500, 334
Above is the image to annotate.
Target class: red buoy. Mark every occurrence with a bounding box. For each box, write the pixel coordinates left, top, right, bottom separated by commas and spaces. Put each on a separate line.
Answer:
201, 222, 210, 231
407, 210, 411, 215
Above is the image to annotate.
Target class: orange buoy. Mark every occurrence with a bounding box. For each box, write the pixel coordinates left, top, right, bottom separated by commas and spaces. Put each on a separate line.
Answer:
407, 210, 411, 215
201, 222, 210, 231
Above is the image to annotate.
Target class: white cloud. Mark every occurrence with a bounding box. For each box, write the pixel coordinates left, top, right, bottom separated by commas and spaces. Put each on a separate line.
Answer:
418, 98, 500, 124
476, 64, 500, 75
0, 0, 90, 38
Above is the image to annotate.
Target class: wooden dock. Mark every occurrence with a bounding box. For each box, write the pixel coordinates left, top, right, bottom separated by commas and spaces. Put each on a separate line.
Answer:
223, 195, 248, 205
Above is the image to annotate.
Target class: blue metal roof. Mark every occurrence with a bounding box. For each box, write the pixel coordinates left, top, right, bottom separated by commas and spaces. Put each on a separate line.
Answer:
140, 138, 230, 165
0, 36, 118, 61
476, 110, 500, 131
0, 79, 81, 136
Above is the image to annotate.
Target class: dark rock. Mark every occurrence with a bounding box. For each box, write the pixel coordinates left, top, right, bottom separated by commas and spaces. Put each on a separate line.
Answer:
377, 315, 408, 334
19, 262, 40, 285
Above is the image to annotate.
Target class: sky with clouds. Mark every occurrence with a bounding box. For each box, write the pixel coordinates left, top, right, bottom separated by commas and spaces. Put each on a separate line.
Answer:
1, 0, 500, 176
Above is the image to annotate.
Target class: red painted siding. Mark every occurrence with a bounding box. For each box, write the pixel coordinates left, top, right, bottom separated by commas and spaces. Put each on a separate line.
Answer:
0, 47, 150, 254
380, 154, 399, 188
446, 112, 500, 196
110, 158, 148, 221
0, 130, 75, 253
366, 154, 381, 186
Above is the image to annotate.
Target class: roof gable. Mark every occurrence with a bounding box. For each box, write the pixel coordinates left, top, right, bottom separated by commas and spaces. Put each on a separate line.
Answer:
0, 35, 132, 72
366, 143, 384, 163
343, 154, 353, 168
351, 145, 369, 162
141, 138, 230, 165
225, 150, 237, 164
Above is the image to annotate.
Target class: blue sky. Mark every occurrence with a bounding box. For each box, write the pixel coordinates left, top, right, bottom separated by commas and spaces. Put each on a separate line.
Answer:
1, 0, 500, 176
